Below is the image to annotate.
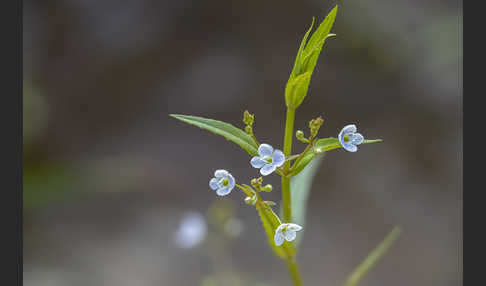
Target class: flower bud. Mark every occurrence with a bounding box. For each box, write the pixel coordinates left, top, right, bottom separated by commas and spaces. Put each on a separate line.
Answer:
261, 184, 273, 192
250, 177, 263, 190
309, 116, 324, 138
296, 130, 309, 143
243, 110, 254, 126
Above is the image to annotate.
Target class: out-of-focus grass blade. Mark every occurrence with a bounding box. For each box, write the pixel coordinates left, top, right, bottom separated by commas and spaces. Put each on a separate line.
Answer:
289, 155, 323, 248
341, 225, 403, 286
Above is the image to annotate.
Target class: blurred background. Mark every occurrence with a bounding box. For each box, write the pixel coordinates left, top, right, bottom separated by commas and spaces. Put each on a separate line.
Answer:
23, 0, 462, 285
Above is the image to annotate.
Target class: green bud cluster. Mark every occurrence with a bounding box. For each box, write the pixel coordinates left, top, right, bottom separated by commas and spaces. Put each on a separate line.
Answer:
243, 110, 254, 126
250, 176, 273, 193
309, 116, 324, 139
243, 110, 259, 146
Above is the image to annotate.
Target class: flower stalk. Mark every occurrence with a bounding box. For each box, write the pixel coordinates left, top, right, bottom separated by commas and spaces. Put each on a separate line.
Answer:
282, 107, 296, 223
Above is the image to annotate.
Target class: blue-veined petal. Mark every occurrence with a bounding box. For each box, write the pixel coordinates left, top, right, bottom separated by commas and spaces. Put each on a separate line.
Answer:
214, 169, 229, 178
251, 156, 266, 168
216, 186, 231, 196
341, 124, 357, 136
342, 142, 357, 152
258, 144, 274, 157
209, 178, 219, 190
274, 232, 285, 246
350, 133, 364, 145
272, 150, 285, 167
260, 164, 276, 176
283, 230, 297, 241
227, 173, 235, 189
286, 223, 303, 231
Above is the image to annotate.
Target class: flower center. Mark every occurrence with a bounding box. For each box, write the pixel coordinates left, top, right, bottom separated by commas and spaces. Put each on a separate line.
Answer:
264, 156, 273, 164
343, 135, 350, 142
222, 178, 229, 187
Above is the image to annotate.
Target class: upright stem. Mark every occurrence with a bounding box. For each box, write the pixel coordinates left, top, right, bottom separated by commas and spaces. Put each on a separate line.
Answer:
286, 259, 304, 286
282, 107, 296, 222
283, 107, 303, 286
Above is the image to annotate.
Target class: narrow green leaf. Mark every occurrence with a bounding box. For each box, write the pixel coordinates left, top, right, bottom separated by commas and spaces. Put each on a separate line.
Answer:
284, 5, 338, 109
290, 17, 315, 78
289, 138, 382, 176
290, 155, 323, 247
255, 201, 296, 260
341, 226, 402, 286
170, 114, 259, 156
301, 5, 338, 73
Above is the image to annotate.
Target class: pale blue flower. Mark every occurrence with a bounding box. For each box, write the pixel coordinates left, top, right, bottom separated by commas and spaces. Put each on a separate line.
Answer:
251, 144, 285, 176
274, 223, 302, 246
174, 212, 207, 249
209, 169, 235, 196
338, 124, 364, 152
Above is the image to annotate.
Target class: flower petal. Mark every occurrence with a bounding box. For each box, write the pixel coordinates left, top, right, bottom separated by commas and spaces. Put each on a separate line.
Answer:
214, 169, 229, 178
216, 186, 231, 196
209, 178, 219, 190
260, 164, 276, 176
275, 224, 286, 233
274, 232, 285, 246
283, 230, 297, 242
286, 223, 303, 231
341, 124, 357, 136
227, 173, 235, 189
258, 144, 274, 157
250, 156, 266, 168
350, 133, 364, 145
272, 150, 285, 167
342, 142, 358, 152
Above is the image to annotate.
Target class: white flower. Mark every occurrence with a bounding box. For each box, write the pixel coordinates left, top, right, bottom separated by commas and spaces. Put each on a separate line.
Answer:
338, 124, 364, 152
209, 169, 235, 196
174, 212, 207, 249
250, 143, 285, 176
274, 223, 303, 246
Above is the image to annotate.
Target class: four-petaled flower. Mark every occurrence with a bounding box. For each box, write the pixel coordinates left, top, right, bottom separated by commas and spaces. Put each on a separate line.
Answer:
251, 144, 285, 176
274, 223, 303, 246
209, 170, 235, 196
338, 124, 364, 152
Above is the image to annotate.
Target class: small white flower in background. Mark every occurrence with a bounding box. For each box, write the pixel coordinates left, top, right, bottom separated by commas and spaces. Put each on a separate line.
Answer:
251, 143, 285, 176
338, 124, 364, 152
274, 223, 302, 246
174, 212, 207, 249
209, 169, 235, 196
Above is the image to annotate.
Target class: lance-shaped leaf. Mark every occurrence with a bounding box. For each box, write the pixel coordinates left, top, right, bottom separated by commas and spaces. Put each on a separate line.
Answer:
284, 5, 338, 109
289, 18, 315, 80
170, 114, 259, 156
255, 200, 296, 260
290, 155, 323, 248
289, 138, 382, 176
300, 6, 338, 73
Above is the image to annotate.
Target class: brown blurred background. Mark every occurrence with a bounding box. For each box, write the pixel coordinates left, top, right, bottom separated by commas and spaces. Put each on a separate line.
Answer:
23, 0, 462, 285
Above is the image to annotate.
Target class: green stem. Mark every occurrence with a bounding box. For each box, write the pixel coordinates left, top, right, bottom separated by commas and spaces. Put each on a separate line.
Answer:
282, 107, 303, 286
282, 107, 296, 222
289, 140, 314, 173
286, 259, 304, 286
